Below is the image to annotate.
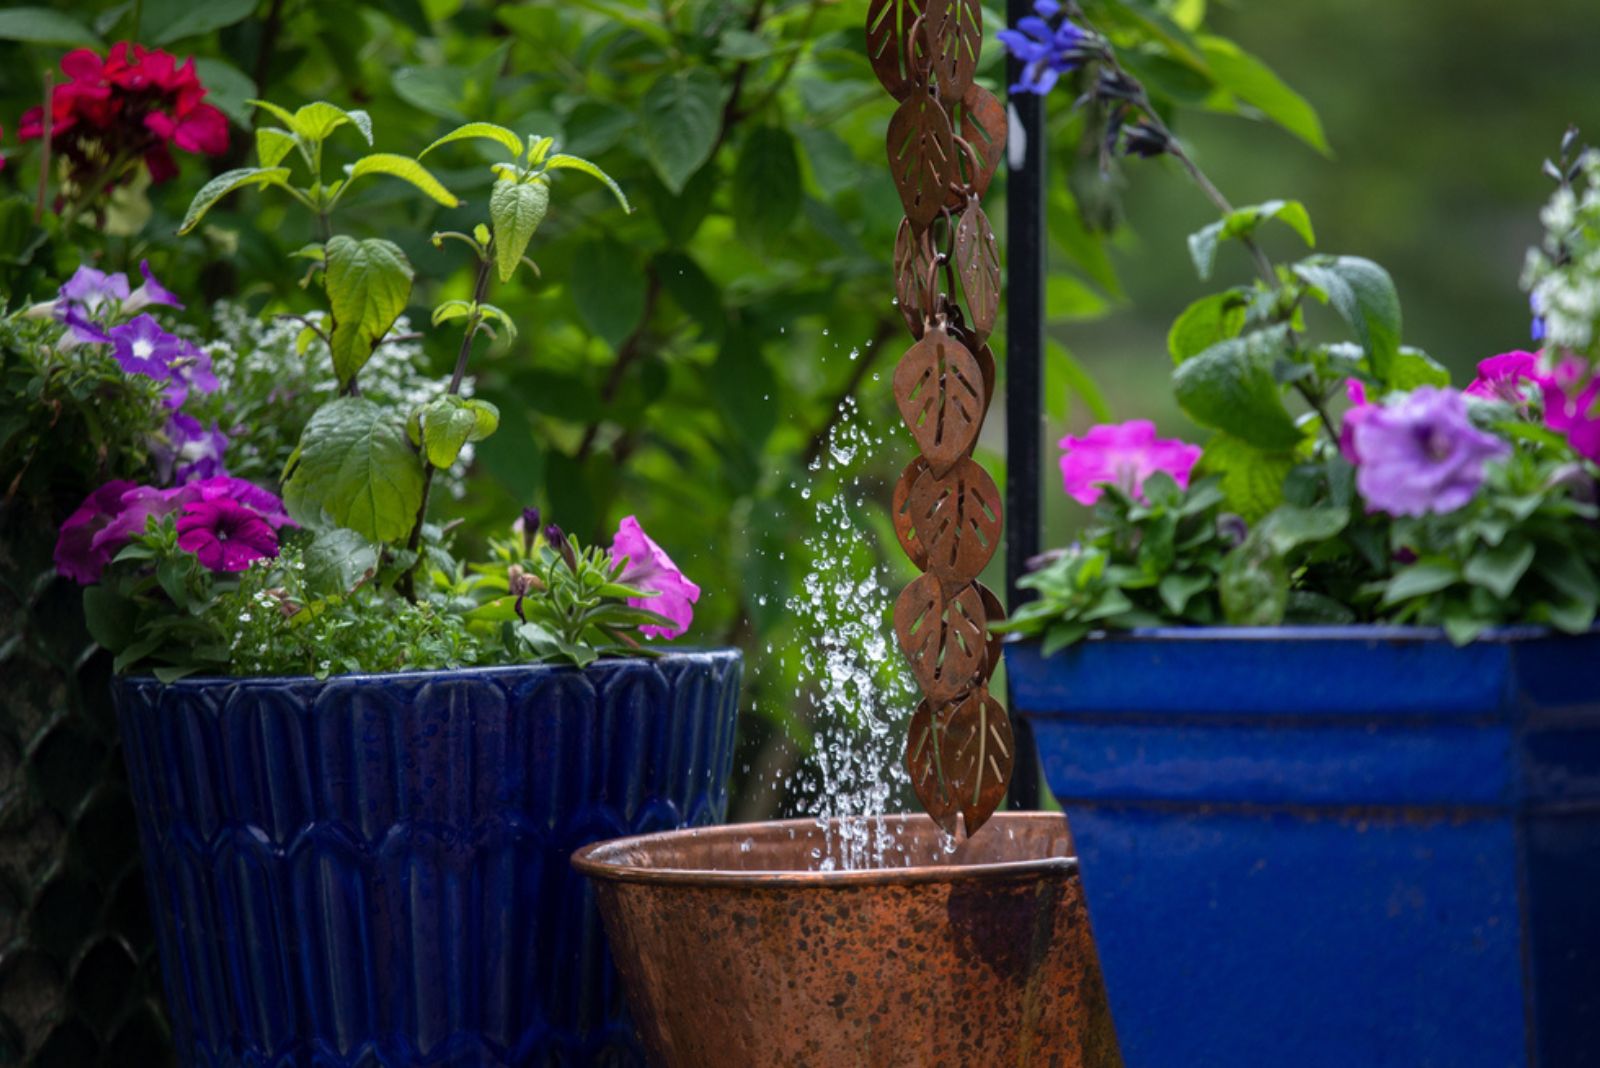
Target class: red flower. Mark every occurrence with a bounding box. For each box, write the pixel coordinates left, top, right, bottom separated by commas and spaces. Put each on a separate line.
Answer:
17, 43, 229, 201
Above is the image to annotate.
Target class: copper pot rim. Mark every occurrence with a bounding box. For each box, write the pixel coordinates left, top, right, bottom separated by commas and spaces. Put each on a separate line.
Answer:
571, 811, 1077, 889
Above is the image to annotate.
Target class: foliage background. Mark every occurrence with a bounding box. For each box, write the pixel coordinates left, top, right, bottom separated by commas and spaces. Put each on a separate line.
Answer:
2, 0, 1597, 829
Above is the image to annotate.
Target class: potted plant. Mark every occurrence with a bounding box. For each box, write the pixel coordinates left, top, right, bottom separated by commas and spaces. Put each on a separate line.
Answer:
996, 6, 1600, 1066
41, 91, 740, 1066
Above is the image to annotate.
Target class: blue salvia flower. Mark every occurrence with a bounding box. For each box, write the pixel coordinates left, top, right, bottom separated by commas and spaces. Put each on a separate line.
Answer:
995, 0, 1091, 95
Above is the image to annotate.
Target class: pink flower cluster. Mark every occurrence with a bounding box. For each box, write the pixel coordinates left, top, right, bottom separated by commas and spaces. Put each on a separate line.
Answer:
1058, 420, 1202, 506
55, 477, 291, 585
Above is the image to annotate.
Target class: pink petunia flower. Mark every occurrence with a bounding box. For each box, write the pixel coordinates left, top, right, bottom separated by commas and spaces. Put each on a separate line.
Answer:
1057, 420, 1202, 506
1340, 380, 1374, 464
176, 498, 279, 573
1540, 354, 1600, 463
609, 515, 701, 640
1465, 350, 1541, 404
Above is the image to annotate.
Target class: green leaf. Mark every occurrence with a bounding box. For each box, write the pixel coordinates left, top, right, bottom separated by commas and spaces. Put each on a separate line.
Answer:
1188, 199, 1314, 281
1294, 256, 1403, 385
655, 250, 726, 340
1382, 563, 1460, 606
1258, 503, 1349, 555
717, 27, 775, 60
283, 398, 426, 542
464, 399, 500, 441
184, 58, 254, 126
82, 586, 135, 652
542, 154, 632, 213
324, 236, 414, 387
490, 179, 550, 283
419, 398, 478, 469
255, 127, 296, 168
1464, 539, 1536, 600
302, 528, 379, 595
476, 303, 519, 342
640, 68, 724, 194
1197, 433, 1296, 522
177, 167, 291, 234
1158, 571, 1211, 615
343, 154, 458, 207
1218, 538, 1289, 625
732, 126, 801, 244
420, 121, 524, 160
570, 237, 645, 349
392, 66, 469, 121
0, 7, 100, 45
143, 0, 255, 45
1170, 289, 1250, 363
293, 102, 372, 144
1173, 330, 1303, 449
1389, 346, 1451, 390
1046, 339, 1112, 423
1199, 35, 1330, 154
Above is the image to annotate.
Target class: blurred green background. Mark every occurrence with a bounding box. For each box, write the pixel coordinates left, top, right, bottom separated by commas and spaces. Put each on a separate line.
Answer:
2, 0, 1597, 822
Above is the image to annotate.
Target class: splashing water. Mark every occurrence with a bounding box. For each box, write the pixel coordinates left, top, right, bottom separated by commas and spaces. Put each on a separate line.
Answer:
782, 394, 953, 870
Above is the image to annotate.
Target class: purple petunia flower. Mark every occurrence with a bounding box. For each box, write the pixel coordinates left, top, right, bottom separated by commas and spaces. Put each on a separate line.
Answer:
1352, 387, 1509, 517
610, 515, 701, 640
56, 264, 130, 344
154, 412, 230, 484
125, 259, 184, 313
108, 313, 186, 379
53, 480, 140, 584
176, 498, 280, 572
1465, 350, 1541, 405
1057, 420, 1202, 506
996, 0, 1089, 95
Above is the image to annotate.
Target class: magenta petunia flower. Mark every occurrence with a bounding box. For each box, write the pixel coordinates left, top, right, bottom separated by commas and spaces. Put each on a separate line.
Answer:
1352, 387, 1509, 517
610, 515, 701, 640
54, 480, 139, 584
176, 498, 280, 572
1340, 380, 1373, 464
1540, 354, 1600, 463
183, 476, 292, 529
1465, 350, 1541, 404
1058, 420, 1202, 506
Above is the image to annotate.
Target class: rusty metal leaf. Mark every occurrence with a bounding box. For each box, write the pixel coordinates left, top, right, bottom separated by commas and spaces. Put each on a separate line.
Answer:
954, 198, 1000, 342
893, 326, 985, 475
956, 84, 1006, 203
975, 581, 1005, 683
865, 0, 930, 102
941, 689, 1014, 834
894, 218, 939, 339
894, 573, 988, 702
906, 699, 961, 834
887, 88, 956, 232
971, 339, 996, 429
908, 455, 1002, 584
926, 0, 982, 102
892, 457, 930, 571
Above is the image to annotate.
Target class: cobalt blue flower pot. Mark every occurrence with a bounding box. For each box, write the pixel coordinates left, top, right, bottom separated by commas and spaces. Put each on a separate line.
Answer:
112, 650, 742, 1067
1006, 627, 1600, 1068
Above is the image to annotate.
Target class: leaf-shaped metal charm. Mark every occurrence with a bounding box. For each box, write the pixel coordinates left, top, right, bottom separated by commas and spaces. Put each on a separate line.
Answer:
975, 581, 1006, 684
887, 88, 956, 233
894, 573, 988, 702
906, 699, 961, 834
971, 339, 996, 430
941, 689, 1014, 834
955, 84, 1006, 204
908, 456, 1003, 584
894, 218, 939, 339
954, 198, 1000, 342
865, 0, 930, 102
892, 457, 930, 571
926, 0, 981, 102
893, 327, 986, 475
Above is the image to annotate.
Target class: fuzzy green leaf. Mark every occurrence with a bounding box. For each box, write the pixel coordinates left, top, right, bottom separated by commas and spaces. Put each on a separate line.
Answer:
731, 126, 801, 244
293, 102, 372, 144
283, 397, 425, 542
1188, 200, 1314, 281
420, 121, 524, 160
1196, 432, 1297, 521
177, 166, 290, 234
344, 153, 459, 207
543, 154, 632, 213
640, 68, 724, 194
1173, 330, 1303, 449
1199, 35, 1330, 154
324, 236, 414, 387
490, 179, 550, 283
255, 127, 296, 168
1294, 256, 1403, 385
1170, 289, 1250, 363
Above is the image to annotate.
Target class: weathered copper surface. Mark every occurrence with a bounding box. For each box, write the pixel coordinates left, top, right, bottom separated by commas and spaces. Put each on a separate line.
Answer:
878, 0, 1013, 833
573, 813, 1120, 1068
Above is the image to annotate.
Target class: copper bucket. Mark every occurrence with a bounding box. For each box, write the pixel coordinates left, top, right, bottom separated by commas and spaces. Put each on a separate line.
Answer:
572, 812, 1120, 1067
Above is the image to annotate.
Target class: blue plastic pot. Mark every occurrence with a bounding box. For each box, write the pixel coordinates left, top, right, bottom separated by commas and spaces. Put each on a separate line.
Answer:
1006, 627, 1600, 1068
113, 651, 741, 1067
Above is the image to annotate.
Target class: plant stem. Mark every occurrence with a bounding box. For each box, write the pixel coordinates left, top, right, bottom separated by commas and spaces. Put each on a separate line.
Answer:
398, 252, 495, 600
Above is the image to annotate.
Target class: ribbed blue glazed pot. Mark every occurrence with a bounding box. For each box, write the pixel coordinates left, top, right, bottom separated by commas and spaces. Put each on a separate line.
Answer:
111, 650, 742, 1067
1006, 627, 1600, 1068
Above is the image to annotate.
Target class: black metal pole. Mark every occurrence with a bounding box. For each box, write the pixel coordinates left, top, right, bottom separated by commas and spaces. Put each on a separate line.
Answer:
1004, 0, 1046, 810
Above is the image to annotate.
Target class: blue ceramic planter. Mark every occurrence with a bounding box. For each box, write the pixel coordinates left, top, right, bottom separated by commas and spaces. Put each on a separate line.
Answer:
1006, 627, 1600, 1068
113, 650, 741, 1067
